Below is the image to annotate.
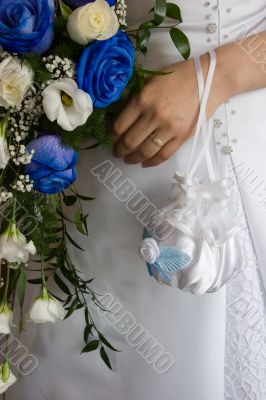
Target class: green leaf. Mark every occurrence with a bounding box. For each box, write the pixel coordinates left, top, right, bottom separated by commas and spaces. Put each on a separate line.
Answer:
84, 278, 94, 284
48, 291, 65, 302
170, 27, 191, 59
54, 273, 71, 295
81, 340, 99, 353
64, 294, 73, 307
166, 3, 182, 21
56, 207, 74, 223
64, 297, 79, 319
60, 266, 80, 287
154, 0, 167, 25
138, 20, 156, 30
99, 334, 120, 352
1, 361, 10, 383
59, 0, 72, 18
74, 209, 87, 236
27, 277, 48, 285
100, 346, 113, 370
63, 195, 77, 206
65, 231, 85, 251
85, 308, 90, 325
71, 188, 95, 201
137, 29, 151, 54
84, 324, 93, 343
48, 227, 63, 234
82, 213, 89, 235
75, 194, 95, 202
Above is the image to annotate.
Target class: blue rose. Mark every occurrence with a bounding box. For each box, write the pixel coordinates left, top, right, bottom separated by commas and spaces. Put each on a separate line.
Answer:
77, 31, 134, 109
0, 0, 54, 54
25, 134, 78, 194
64, 0, 116, 9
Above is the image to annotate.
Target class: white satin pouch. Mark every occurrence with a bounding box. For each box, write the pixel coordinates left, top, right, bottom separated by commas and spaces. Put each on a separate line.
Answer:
139, 51, 243, 295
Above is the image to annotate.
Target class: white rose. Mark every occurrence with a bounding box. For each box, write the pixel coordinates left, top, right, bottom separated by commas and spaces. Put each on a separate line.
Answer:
0, 362, 17, 395
0, 223, 36, 264
139, 238, 160, 264
30, 288, 66, 324
42, 78, 93, 131
0, 304, 13, 335
0, 56, 33, 109
67, 0, 119, 45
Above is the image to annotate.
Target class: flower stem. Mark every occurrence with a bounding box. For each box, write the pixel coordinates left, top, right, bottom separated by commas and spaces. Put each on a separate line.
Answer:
0, 110, 10, 138
2, 266, 10, 305
10, 197, 17, 227
40, 255, 47, 294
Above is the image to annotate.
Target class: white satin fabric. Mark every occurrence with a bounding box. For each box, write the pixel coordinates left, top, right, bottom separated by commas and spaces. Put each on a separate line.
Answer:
10, 1, 266, 400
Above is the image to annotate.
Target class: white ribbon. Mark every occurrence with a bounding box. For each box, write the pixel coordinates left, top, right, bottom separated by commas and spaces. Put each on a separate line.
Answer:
171, 173, 233, 203
160, 173, 242, 247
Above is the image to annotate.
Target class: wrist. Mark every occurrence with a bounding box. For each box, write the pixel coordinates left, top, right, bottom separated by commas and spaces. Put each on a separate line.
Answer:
198, 51, 231, 117
199, 46, 241, 117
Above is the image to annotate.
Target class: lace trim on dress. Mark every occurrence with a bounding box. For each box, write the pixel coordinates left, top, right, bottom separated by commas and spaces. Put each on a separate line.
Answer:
224, 162, 266, 399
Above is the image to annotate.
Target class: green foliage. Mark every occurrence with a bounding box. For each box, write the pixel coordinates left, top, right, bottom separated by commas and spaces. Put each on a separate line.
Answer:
166, 2, 182, 20
52, 40, 83, 60
54, 15, 68, 37
24, 54, 51, 84
170, 27, 191, 59
59, 0, 72, 18
135, 0, 190, 59
39, 109, 112, 149
49, 16, 83, 59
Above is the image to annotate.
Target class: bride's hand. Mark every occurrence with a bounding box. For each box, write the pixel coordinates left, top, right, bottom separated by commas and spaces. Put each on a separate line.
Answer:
112, 53, 229, 167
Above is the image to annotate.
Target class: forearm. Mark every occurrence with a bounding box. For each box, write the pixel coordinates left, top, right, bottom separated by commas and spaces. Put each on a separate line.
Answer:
215, 30, 266, 100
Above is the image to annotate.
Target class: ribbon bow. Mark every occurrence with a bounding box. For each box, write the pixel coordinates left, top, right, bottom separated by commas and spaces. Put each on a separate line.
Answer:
172, 173, 233, 204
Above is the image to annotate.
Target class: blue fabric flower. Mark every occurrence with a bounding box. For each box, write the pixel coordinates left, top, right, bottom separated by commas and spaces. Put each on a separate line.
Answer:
77, 31, 134, 109
25, 134, 78, 194
64, 0, 116, 9
0, 0, 54, 54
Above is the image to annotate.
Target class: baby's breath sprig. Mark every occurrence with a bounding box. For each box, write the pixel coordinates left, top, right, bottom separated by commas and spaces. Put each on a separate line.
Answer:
0, 189, 13, 203
8, 86, 43, 142
9, 144, 34, 166
42, 55, 75, 80
115, 0, 127, 27
11, 175, 33, 193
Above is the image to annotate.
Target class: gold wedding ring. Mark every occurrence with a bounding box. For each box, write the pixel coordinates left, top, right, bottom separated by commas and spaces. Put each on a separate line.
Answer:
150, 134, 164, 148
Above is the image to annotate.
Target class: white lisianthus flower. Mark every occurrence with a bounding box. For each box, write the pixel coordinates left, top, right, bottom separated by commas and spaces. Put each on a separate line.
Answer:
0, 361, 17, 394
139, 238, 160, 264
0, 223, 36, 264
0, 56, 33, 109
30, 288, 66, 324
0, 304, 13, 334
0, 112, 10, 169
42, 78, 93, 131
67, 0, 119, 45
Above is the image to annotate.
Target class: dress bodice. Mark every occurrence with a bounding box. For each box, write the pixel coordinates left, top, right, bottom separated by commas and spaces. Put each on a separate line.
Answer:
127, 0, 266, 69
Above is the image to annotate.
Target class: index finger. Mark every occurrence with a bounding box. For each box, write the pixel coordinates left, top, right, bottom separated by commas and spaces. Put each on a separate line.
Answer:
113, 96, 142, 141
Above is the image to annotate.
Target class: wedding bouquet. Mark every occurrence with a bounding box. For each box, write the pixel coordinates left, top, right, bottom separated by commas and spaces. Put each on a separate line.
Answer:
0, 0, 189, 392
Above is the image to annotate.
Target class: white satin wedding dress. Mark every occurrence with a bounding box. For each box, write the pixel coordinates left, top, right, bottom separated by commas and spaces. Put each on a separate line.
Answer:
10, 1, 266, 400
